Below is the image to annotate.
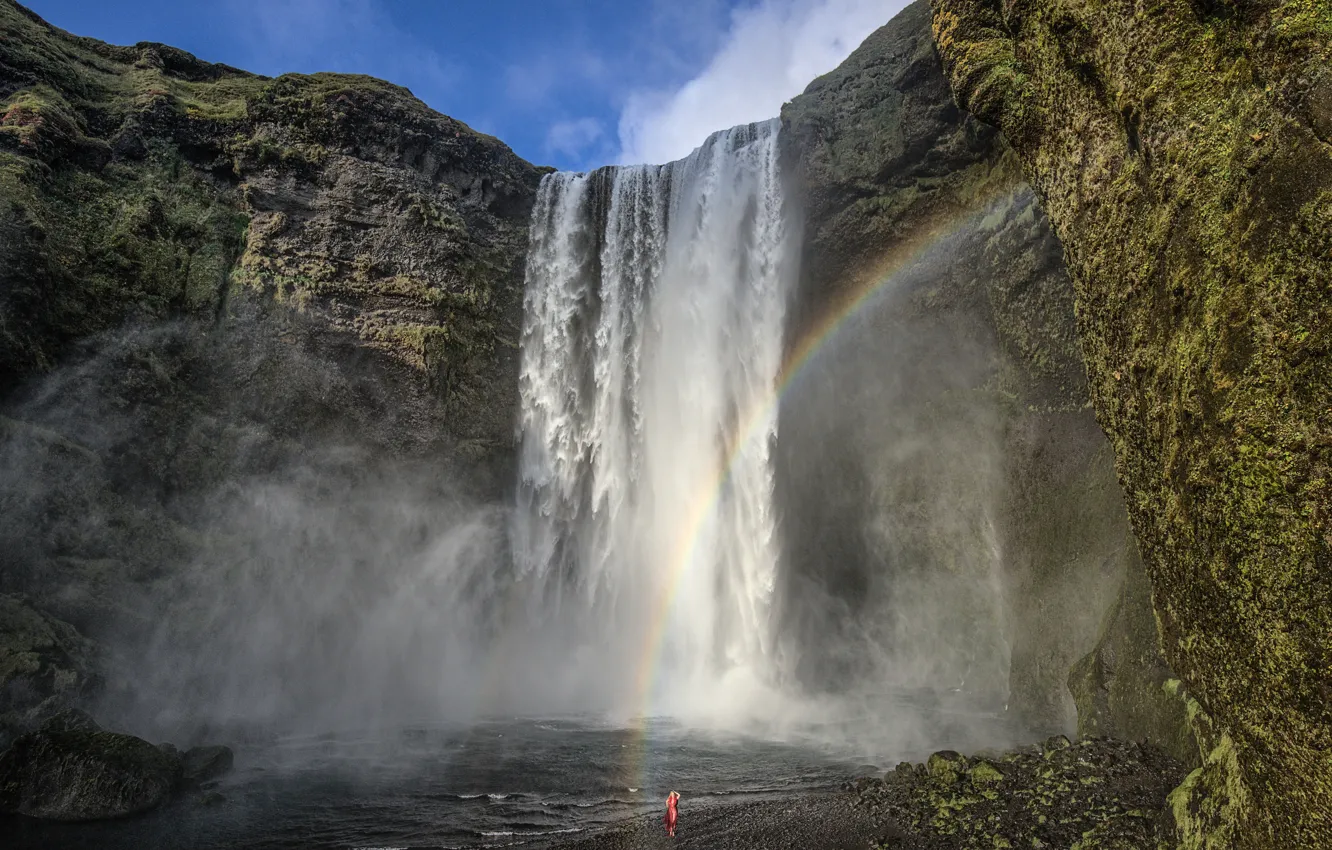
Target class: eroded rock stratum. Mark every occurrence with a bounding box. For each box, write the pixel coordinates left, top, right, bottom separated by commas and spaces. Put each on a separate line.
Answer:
930, 0, 1332, 844
0, 0, 543, 481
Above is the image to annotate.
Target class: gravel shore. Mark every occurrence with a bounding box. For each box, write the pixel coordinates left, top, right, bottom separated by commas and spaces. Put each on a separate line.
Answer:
541, 735, 1185, 850
542, 791, 881, 850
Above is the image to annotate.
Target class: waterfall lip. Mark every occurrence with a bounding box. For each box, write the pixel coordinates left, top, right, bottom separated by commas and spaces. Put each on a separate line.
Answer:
510, 118, 794, 724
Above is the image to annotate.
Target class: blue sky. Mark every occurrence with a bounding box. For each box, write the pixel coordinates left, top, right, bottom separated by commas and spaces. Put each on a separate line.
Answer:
22, 0, 904, 170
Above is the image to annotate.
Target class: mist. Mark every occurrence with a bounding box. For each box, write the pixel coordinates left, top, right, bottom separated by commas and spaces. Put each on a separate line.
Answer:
775, 231, 1011, 702
0, 310, 537, 744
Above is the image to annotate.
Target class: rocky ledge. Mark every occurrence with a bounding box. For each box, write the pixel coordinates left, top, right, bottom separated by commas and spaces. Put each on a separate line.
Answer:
0, 709, 233, 821
851, 736, 1186, 849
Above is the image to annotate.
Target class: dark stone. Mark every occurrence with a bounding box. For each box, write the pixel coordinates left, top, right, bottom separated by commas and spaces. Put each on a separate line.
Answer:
856, 736, 1187, 847
0, 596, 99, 742
0, 726, 182, 820
111, 128, 149, 161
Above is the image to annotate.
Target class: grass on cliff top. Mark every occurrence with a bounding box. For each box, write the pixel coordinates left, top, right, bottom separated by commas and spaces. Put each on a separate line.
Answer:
1, 0, 497, 139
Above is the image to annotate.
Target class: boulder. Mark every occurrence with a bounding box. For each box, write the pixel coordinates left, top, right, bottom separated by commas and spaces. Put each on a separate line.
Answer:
0, 715, 182, 820
925, 750, 965, 784
967, 760, 1004, 784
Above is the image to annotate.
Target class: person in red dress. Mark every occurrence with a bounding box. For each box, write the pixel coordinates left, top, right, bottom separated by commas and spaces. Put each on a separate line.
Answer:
664, 790, 680, 837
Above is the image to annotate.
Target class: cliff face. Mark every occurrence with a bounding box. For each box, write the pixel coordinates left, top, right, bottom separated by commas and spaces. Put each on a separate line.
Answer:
0, 0, 542, 473
777, 0, 1179, 743
0, 0, 541, 737
930, 0, 1332, 845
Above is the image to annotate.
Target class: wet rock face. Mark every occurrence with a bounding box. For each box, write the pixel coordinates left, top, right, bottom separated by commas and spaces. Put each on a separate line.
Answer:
853, 737, 1187, 849
778, 0, 1167, 740
0, 595, 99, 748
0, 719, 182, 820
1067, 554, 1197, 769
0, 0, 544, 485
930, 0, 1332, 844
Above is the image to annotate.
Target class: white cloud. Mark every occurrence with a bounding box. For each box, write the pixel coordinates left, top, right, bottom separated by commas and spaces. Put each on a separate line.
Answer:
616, 0, 907, 165
545, 117, 606, 161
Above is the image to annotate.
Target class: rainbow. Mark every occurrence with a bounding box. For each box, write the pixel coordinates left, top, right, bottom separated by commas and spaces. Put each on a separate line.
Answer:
461, 193, 1001, 794
622, 204, 988, 788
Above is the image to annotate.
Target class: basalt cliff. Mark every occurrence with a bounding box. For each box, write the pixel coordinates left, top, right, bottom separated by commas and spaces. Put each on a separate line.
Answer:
1, 0, 541, 743
930, 0, 1332, 844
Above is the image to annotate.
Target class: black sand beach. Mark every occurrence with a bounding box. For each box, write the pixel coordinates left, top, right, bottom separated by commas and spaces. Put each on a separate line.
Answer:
544, 791, 880, 850
544, 736, 1186, 850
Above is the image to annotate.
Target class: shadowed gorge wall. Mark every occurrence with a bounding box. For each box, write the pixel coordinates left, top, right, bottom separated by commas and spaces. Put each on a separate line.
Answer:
776, 0, 1178, 743
930, 0, 1332, 844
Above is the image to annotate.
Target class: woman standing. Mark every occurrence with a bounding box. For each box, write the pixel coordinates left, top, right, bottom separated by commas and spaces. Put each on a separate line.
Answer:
664, 790, 680, 837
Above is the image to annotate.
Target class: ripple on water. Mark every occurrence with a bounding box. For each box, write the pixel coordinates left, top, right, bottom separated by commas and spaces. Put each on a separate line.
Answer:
2, 717, 881, 850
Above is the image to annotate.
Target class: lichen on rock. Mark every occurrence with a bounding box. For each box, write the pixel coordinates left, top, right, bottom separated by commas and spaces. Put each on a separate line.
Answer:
929, 0, 1332, 844
855, 737, 1187, 849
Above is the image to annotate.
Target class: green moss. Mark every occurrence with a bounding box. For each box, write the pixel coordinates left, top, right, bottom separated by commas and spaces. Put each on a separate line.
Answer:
970, 760, 1005, 784
407, 193, 468, 234
1, 0, 534, 402
0, 136, 249, 383
931, 0, 1332, 845
861, 738, 1183, 848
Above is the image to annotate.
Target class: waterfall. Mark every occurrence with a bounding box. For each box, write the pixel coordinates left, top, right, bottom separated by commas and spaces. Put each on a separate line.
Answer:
513, 119, 793, 717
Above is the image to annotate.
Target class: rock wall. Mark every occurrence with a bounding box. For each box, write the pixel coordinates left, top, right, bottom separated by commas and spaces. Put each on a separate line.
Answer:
930, 0, 1332, 844
0, 0, 541, 738
0, 0, 542, 480
778, 0, 1180, 742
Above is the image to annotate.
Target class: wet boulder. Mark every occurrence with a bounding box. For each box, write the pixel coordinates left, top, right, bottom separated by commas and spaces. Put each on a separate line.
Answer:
0, 714, 182, 820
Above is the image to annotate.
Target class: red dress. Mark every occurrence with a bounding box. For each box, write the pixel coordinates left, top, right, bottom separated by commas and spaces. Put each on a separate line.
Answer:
664, 794, 678, 836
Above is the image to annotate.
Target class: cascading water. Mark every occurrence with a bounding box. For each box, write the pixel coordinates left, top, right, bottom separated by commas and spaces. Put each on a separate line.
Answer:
513, 119, 794, 719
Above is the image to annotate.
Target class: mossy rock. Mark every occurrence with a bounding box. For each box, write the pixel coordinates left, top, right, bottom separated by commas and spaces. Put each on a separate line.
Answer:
0, 594, 98, 742
968, 760, 1005, 784
928, 750, 967, 784
854, 736, 1186, 848
931, 0, 1332, 843
0, 719, 183, 820
0, 0, 542, 469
